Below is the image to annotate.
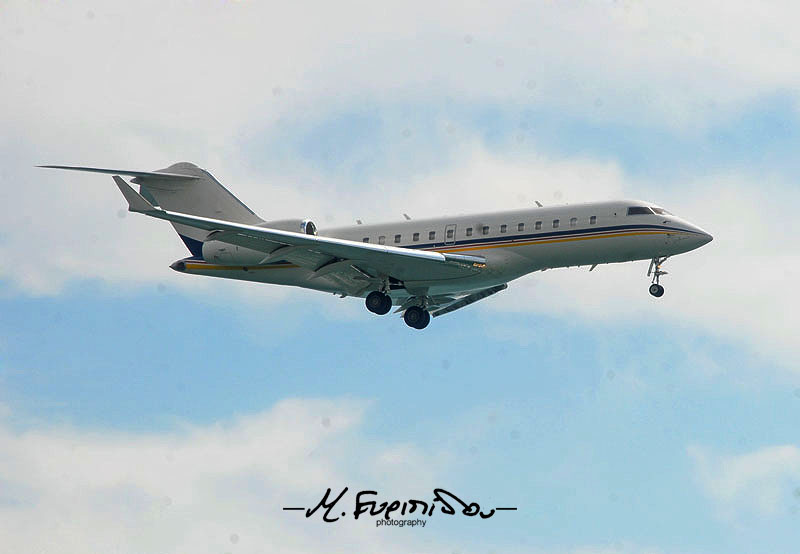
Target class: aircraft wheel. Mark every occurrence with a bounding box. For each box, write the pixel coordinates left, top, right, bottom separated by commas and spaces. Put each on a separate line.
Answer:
366, 291, 392, 315
649, 284, 665, 297
403, 306, 428, 329
379, 294, 393, 314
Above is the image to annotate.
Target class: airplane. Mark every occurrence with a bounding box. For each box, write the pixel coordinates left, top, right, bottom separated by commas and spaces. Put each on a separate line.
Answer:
41, 162, 713, 330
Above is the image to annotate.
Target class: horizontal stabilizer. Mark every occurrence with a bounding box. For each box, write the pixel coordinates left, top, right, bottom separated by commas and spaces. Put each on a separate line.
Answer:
39, 165, 200, 180
42, 161, 265, 259
113, 176, 156, 213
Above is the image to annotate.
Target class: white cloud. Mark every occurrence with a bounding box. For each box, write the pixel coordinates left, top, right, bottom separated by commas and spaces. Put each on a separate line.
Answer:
480, 170, 800, 372
0, 136, 625, 295
492, 546, 665, 554
689, 444, 800, 518
0, 397, 454, 554
0, 393, 675, 554
3, 1, 800, 135
351, 145, 798, 372
0, 0, 796, 370
2, 136, 797, 370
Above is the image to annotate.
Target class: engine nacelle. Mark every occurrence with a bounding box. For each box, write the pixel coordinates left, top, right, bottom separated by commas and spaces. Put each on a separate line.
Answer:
259, 218, 317, 236
201, 218, 317, 265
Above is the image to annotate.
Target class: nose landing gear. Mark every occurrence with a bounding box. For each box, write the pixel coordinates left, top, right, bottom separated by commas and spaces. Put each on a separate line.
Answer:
647, 256, 668, 298
649, 283, 665, 297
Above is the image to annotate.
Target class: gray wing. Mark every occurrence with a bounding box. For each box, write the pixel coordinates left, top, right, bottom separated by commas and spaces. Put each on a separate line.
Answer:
114, 176, 487, 283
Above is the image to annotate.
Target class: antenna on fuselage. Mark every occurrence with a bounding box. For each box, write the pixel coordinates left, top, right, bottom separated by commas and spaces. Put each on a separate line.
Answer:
535, 201, 543, 207
403, 213, 411, 220
356, 219, 363, 225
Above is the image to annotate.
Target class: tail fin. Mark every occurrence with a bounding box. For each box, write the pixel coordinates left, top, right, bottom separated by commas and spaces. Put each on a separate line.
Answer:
131, 162, 263, 256
41, 162, 264, 258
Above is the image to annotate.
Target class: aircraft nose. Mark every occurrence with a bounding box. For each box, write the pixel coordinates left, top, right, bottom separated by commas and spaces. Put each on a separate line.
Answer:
689, 224, 713, 246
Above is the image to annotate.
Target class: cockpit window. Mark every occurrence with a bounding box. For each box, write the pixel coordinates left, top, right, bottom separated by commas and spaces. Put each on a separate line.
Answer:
651, 207, 673, 216
627, 206, 653, 215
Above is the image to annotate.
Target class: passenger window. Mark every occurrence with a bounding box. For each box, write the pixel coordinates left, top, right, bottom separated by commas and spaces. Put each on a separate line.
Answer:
466, 227, 473, 237
517, 223, 524, 232
535, 221, 542, 230
570, 217, 577, 227
363, 237, 369, 242
413, 232, 419, 241
552, 219, 560, 228
378, 236, 386, 245
590, 215, 596, 225
428, 231, 435, 240
500, 224, 507, 233
627, 206, 653, 215
446, 228, 454, 239
482, 225, 490, 235
394, 234, 401, 244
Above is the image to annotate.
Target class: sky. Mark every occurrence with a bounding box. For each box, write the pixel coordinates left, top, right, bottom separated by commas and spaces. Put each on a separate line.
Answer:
1, 1, 800, 553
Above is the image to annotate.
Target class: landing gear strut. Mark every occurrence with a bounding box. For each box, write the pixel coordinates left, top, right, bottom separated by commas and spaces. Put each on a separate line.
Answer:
647, 256, 668, 298
365, 291, 392, 315
403, 306, 431, 329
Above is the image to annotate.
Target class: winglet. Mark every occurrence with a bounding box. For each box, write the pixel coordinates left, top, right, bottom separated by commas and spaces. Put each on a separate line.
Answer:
113, 176, 156, 213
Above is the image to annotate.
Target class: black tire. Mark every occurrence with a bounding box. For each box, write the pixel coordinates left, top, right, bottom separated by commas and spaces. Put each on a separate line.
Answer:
649, 284, 665, 297
416, 310, 431, 329
366, 291, 386, 314
403, 306, 425, 328
378, 294, 393, 315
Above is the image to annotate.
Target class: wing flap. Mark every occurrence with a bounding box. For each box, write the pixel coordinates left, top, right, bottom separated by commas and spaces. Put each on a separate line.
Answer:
430, 284, 508, 317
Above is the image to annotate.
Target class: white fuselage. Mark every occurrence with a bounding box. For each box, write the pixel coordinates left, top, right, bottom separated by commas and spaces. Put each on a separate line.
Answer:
179, 199, 712, 300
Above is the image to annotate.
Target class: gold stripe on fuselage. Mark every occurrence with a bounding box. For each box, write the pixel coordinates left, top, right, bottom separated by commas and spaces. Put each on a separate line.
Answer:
183, 262, 300, 271
435, 230, 677, 254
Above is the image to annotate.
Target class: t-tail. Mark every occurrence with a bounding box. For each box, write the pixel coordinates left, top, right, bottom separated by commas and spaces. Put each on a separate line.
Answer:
39, 162, 264, 258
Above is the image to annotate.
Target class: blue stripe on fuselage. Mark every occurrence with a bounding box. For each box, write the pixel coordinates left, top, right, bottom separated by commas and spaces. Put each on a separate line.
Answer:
403, 223, 695, 250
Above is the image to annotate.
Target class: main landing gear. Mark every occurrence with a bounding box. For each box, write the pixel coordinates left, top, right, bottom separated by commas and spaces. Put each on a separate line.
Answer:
365, 289, 431, 330
365, 291, 392, 315
403, 305, 431, 330
647, 256, 668, 298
